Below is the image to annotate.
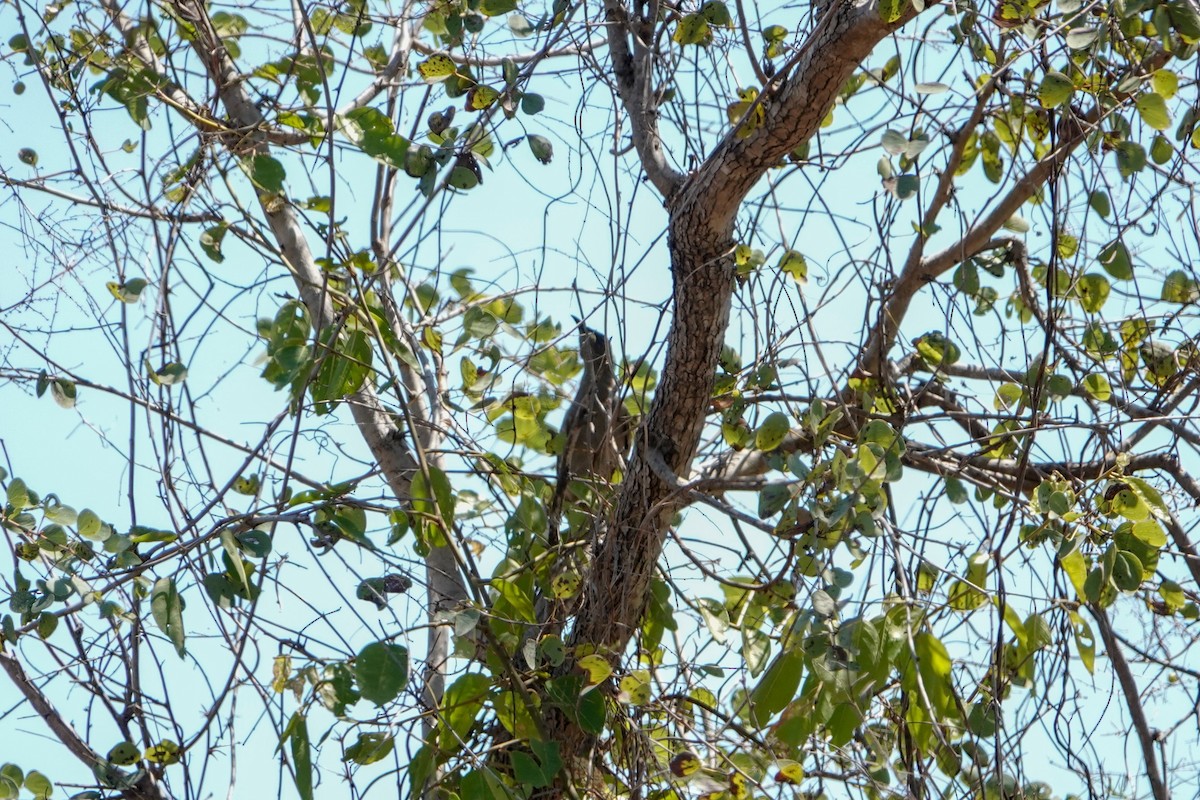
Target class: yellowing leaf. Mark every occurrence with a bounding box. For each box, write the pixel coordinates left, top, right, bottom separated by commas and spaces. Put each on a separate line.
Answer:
670, 751, 701, 778
755, 411, 790, 451
577, 654, 613, 685
778, 249, 808, 283
775, 761, 805, 784
144, 739, 182, 765
466, 85, 499, 111
1152, 69, 1179, 99
727, 87, 764, 139
418, 54, 456, 82
673, 12, 711, 45
617, 669, 652, 705
1136, 92, 1172, 131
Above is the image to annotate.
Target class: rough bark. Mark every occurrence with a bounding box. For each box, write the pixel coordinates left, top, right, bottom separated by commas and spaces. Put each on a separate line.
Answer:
557, 0, 919, 766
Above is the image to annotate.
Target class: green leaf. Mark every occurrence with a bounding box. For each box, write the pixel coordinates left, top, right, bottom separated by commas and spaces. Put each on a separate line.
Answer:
312, 329, 373, 412
355, 641, 409, 705
283, 713, 313, 800
36, 612, 57, 639
1038, 71, 1073, 108
1081, 373, 1112, 401
0, 764, 21, 799
23, 771, 52, 800
757, 482, 792, 518
885, 174, 919, 200
1159, 580, 1186, 613
520, 93, 545, 115
200, 225, 227, 262
881, 129, 908, 155
1136, 92, 1172, 131
953, 261, 980, 294
1115, 141, 1146, 178
1088, 190, 1111, 218
147, 361, 188, 386
439, 673, 491, 752
478, 0, 516, 14
527, 134, 553, 164
151, 577, 186, 657
1150, 134, 1174, 164
948, 578, 986, 611
755, 411, 791, 451
243, 154, 286, 193
1074, 273, 1110, 312
1161, 270, 1199, 303
1065, 26, 1100, 48
1131, 519, 1167, 548
7, 478, 33, 509
412, 466, 455, 530
913, 631, 954, 714
511, 752, 548, 788
702, 1, 733, 26
77, 508, 105, 540
343, 733, 394, 765
1097, 239, 1133, 280
1069, 611, 1095, 673
1112, 549, 1143, 591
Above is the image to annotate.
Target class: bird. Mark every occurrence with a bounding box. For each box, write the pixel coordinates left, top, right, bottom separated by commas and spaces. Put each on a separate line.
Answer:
546, 324, 628, 545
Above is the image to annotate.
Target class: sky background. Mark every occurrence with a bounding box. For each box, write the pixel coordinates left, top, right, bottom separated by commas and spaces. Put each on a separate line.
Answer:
2, 0, 1199, 796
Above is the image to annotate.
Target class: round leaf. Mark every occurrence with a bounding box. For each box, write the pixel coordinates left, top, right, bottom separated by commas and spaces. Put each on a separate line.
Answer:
354, 641, 409, 705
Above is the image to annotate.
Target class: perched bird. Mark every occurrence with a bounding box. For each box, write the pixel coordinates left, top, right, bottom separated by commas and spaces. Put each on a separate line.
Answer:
547, 324, 628, 544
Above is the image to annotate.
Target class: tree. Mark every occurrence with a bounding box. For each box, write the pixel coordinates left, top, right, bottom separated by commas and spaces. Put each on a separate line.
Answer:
2, 0, 1200, 794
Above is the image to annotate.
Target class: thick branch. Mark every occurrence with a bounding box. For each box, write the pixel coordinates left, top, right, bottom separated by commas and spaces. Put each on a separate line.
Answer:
570, 0, 917, 657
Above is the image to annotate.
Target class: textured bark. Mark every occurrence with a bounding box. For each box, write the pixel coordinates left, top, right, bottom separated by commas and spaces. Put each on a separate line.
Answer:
556, 0, 918, 769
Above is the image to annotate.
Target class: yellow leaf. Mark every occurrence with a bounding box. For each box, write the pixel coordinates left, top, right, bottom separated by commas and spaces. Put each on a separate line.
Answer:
726, 88, 764, 139
775, 760, 805, 784
577, 653, 613, 685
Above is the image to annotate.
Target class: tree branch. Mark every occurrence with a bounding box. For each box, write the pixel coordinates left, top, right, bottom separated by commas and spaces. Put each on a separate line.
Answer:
602, 0, 684, 197
1090, 606, 1171, 800
0, 650, 165, 799
154, 0, 470, 729
569, 0, 918, 660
